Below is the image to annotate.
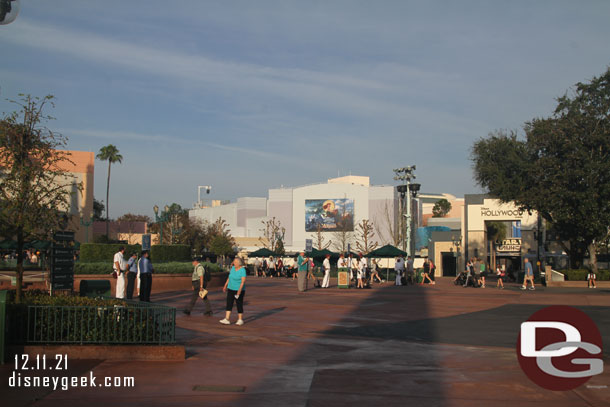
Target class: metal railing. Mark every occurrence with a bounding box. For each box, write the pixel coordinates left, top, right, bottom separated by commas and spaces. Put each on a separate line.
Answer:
8, 299, 175, 345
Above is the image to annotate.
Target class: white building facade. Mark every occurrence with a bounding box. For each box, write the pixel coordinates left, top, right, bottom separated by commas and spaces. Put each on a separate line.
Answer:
189, 176, 398, 252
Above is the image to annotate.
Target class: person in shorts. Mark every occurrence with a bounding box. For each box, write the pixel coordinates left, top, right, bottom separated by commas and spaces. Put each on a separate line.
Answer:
587, 271, 597, 288
496, 264, 505, 289
521, 258, 535, 290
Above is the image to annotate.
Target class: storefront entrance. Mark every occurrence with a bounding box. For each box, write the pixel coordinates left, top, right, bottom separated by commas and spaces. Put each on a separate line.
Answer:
442, 252, 457, 276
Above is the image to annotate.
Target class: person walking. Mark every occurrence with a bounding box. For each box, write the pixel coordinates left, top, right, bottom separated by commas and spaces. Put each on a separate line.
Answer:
113, 246, 127, 299
496, 264, 505, 289
297, 251, 309, 292
521, 258, 535, 290
138, 250, 154, 301
322, 254, 331, 288
421, 258, 435, 285
370, 259, 383, 284
254, 257, 261, 277
126, 252, 138, 299
220, 257, 247, 325
184, 258, 213, 316
588, 270, 597, 288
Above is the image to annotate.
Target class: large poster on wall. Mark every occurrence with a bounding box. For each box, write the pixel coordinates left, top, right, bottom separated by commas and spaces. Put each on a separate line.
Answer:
305, 199, 354, 232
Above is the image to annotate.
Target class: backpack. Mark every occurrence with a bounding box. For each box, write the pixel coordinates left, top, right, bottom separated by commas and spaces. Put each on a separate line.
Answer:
203, 265, 211, 282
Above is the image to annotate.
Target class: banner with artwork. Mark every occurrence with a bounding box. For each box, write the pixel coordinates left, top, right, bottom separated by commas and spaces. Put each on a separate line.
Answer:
305, 199, 354, 232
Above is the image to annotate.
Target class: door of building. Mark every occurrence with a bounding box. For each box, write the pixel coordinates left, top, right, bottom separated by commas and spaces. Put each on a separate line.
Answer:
442, 252, 457, 276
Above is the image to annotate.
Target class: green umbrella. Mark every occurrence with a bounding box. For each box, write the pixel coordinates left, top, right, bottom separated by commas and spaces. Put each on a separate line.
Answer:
26, 240, 52, 250
249, 247, 277, 257
365, 244, 407, 258
0, 239, 17, 250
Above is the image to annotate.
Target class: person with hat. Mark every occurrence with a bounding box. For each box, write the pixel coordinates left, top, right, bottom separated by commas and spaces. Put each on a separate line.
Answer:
183, 257, 213, 316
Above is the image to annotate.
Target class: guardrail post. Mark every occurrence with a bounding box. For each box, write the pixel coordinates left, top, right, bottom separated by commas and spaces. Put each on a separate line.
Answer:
0, 290, 7, 364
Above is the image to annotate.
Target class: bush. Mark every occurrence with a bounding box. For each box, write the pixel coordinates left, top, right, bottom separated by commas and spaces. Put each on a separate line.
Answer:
150, 245, 190, 262
80, 243, 191, 263
80, 243, 141, 263
74, 261, 223, 275
560, 269, 609, 281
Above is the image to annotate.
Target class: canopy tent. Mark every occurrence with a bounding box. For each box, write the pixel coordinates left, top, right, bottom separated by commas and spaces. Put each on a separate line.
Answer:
365, 244, 407, 258
249, 247, 277, 257
0, 239, 17, 250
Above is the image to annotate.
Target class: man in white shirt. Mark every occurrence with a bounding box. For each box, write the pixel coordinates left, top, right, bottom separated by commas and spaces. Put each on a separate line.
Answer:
322, 254, 331, 288
337, 253, 347, 269
113, 246, 127, 298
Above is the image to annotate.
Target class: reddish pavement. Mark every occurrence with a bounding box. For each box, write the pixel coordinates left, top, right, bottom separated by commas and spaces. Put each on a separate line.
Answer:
3, 277, 610, 407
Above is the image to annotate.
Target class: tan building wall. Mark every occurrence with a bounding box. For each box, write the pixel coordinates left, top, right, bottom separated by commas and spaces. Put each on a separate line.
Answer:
59, 150, 95, 244
432, 241, 455, 277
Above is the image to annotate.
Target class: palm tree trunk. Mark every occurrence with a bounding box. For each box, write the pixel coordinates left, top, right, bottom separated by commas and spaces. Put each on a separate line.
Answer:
105, 160, 111, 237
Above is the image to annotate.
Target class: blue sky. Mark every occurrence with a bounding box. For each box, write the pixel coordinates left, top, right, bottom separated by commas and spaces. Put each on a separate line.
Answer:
2, 1, 609, 218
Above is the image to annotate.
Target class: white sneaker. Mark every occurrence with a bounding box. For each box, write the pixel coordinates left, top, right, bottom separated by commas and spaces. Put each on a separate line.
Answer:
529, 287, 535, 291
520, 286, 526, 290
219, 318, 231, 325
235, 319, 244, 326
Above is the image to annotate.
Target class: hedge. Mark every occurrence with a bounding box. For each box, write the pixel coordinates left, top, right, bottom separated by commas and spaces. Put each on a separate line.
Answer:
79, 243, 142, 263
150, 245, 191, 262
74, 261, 223, 275
559, 269, 609, 281
79, 243, 191, 263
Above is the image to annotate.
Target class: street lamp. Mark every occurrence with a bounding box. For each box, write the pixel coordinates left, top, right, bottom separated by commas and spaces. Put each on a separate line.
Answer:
153, 205, 170, 245
80, 214, 94, 243
408, 183, 421, 256
394, 166, 416, 256
452, 235, 462, 276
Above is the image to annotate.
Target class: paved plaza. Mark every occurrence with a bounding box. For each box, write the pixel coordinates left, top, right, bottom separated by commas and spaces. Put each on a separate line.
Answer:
3, 278, 610, 407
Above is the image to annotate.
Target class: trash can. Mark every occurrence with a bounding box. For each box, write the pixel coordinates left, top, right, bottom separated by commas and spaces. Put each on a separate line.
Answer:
79, 280, 111, 298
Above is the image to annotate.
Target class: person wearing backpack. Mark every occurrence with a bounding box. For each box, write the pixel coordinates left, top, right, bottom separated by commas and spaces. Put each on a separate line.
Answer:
183, 257, 213, 316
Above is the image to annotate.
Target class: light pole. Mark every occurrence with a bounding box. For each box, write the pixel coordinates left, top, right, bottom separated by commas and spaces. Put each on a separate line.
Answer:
197, 185, 212, 208
394, 166, 416, 256
153, 204, 170, 245
452, 235, 462, 276
396, 185, 408, 252
409, 183, 421, 256
80, 214, 94, 243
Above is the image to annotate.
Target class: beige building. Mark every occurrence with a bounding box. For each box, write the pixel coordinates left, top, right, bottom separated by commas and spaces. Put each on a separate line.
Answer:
429, 194, 541, 278
58, 150, 95, 244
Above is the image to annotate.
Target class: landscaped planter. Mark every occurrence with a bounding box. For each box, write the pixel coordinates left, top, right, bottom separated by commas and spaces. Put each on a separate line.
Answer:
74, 271, 229, 295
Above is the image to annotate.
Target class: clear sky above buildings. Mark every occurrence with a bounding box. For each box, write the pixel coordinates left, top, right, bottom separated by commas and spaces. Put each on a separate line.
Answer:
2, 1, 609, 218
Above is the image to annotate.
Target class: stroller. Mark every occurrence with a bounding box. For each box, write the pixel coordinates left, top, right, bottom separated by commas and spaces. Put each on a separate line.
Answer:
454, 271, 468, 286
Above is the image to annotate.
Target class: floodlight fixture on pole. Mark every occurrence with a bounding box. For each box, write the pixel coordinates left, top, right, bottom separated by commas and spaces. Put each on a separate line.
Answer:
197, 185, 212, 208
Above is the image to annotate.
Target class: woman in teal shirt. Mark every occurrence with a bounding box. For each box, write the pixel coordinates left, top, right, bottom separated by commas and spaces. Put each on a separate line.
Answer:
220, 257, 247, 325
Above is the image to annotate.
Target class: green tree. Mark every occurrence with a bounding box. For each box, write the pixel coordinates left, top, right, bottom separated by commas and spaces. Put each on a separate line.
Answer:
209, 234, 235, 268
432, 199, 452, 217
355, 219, 378, 254
93, 198, 105, 221
472, 68, 610, 271
486, 221, 507, 270
259, 217, 286, 253
0, 94, 82, 302
96, 145, 122, 238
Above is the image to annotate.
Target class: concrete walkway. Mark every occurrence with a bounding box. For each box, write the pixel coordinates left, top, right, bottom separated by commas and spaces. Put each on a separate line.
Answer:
3, 278, 609, 407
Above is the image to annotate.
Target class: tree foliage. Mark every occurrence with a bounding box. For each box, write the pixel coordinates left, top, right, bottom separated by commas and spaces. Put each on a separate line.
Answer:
432, 199, 452, 217
259, 217, 286, 253
355, 219, 378, 254
93, 198, 105, 221
311, 223, 332, 250
0, 94, 81, 302
472, 68, 610, 270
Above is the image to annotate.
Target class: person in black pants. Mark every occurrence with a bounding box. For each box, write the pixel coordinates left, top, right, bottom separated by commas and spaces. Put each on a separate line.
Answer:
125, 253, 138, 299
138, 250, 154, 301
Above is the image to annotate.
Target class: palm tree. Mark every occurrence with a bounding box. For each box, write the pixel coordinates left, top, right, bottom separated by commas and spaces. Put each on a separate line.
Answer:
96, 145, 123, 238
